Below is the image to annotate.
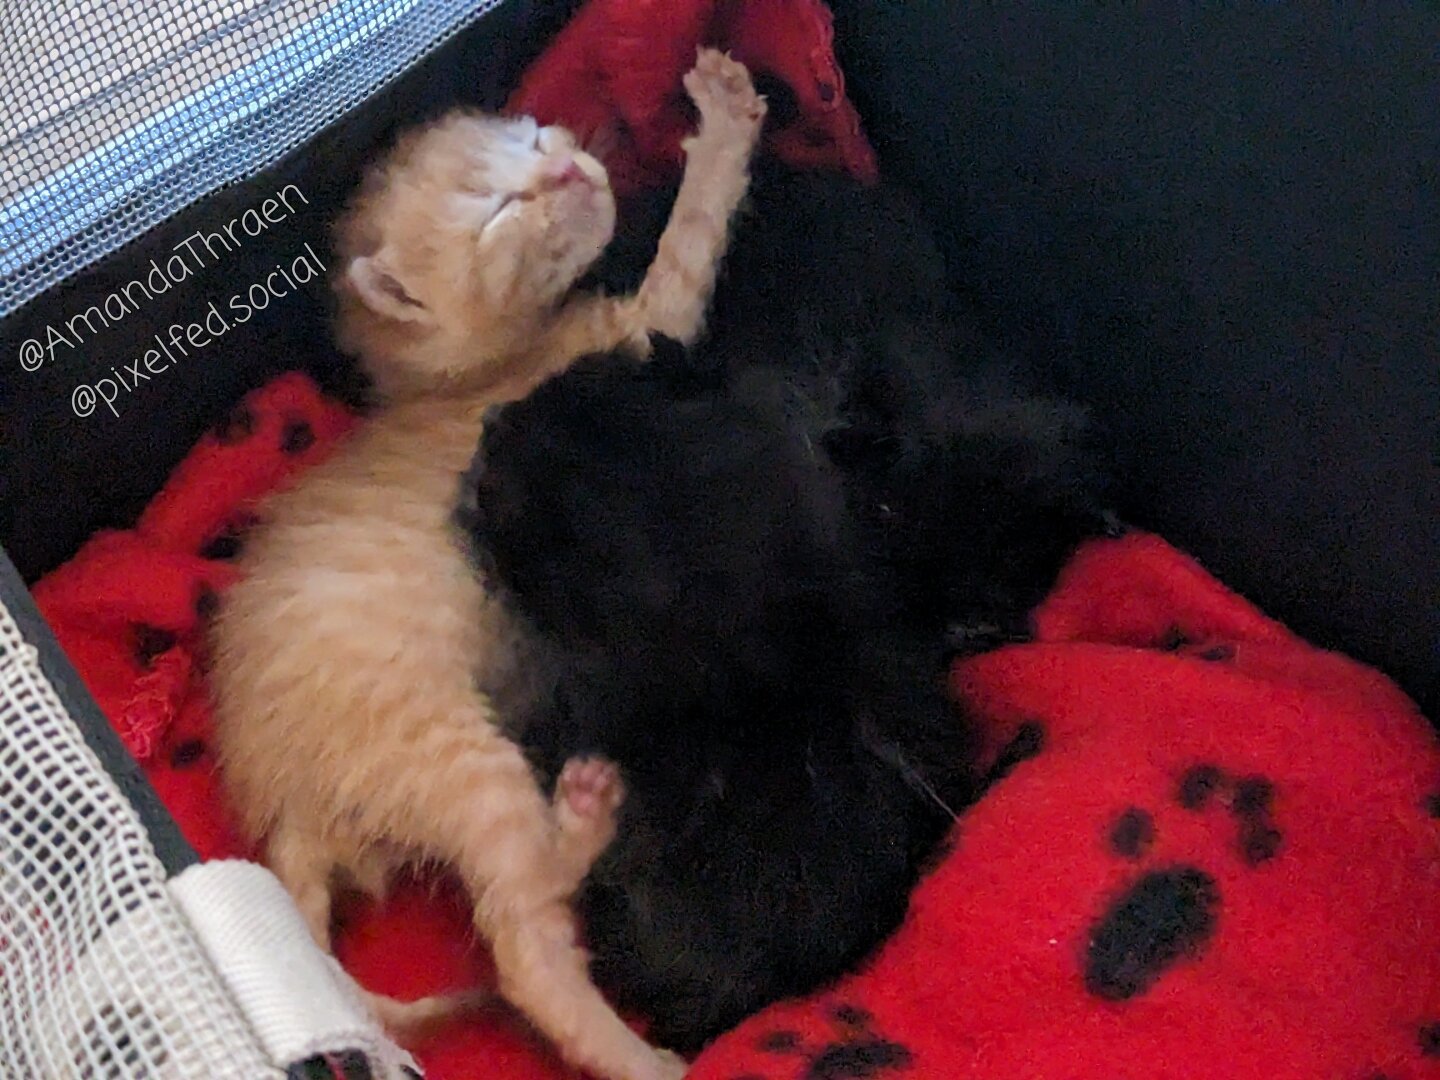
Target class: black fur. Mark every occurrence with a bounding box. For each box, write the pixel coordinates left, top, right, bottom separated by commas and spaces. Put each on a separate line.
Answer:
462, 341, 976, 1051
581, 160, 1114, 644
457, 160, 1113, 1051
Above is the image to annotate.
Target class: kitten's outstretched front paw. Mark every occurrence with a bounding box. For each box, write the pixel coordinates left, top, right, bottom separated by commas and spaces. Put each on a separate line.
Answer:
683, 47, 767, 135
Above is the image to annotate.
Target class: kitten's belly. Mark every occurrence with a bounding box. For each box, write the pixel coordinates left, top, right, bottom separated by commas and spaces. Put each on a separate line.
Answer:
209, 395, 527, 831
238, 396, 503, 673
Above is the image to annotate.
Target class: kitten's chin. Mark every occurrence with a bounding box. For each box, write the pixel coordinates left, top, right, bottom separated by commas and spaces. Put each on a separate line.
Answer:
561, 186, 616, 249
558, 207, 616, 287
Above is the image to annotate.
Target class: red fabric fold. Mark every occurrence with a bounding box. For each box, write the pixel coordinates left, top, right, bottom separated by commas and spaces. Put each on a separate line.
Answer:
505, 0, 877, 195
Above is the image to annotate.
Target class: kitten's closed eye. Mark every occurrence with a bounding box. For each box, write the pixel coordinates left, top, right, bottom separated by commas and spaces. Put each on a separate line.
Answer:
494, 190, 536, 215
451, 190, 534, 236
499, 115, 541, 151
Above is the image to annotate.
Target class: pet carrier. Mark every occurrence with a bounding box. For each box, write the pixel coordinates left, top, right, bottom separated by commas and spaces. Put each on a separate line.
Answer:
1, 2, 1436, 1078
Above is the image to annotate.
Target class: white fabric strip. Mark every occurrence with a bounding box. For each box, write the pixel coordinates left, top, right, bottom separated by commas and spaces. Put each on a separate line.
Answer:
169, 859, 421, 1077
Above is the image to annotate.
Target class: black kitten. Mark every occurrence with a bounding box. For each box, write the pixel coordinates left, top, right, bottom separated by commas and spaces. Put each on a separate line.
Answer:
582, 159, 1114, 648
459, 161, 1113, 1052
461, 339, 977, 1053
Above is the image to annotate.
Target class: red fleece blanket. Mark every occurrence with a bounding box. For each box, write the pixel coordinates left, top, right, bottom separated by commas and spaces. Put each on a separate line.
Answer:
31, 2, 1440, 1078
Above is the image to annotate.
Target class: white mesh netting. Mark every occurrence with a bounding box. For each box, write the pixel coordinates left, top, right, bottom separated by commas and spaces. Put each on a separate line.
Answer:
0, 598, 277, 1078
0, 0, 502, 318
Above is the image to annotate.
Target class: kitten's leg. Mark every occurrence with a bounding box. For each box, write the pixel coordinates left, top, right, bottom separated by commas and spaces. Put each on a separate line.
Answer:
266, 822, 336, 950
632, 48, 767, 346
538, 49, 765, 367
372, 704, 683, 1080
267, 819, 498, 1035
552, 755, 626, 884
343, 844, 396, 902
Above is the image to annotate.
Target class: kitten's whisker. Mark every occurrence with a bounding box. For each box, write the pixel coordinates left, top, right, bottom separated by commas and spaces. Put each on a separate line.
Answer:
895, 751, 960, 823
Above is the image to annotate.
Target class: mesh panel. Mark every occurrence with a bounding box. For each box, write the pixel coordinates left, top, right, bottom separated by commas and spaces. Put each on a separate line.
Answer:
0, 0, 503, 318
0, 599, 275, 1078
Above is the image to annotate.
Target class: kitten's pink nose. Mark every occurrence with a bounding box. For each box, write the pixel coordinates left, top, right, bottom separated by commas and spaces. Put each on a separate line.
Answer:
540, 156, 592, 190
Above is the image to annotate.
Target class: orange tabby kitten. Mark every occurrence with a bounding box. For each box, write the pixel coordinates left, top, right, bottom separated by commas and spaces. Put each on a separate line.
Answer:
207, 49, 765, 1080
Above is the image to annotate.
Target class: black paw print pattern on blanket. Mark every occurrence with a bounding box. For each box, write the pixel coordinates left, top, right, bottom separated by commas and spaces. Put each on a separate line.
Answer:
735, 1004, 913, 1080
1086, 764, 1283, 1001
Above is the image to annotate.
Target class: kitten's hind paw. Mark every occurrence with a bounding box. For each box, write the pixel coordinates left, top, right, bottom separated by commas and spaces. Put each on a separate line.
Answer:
553, 755, 626, 875
556, 755, 626, 823
683, 48, 767, 134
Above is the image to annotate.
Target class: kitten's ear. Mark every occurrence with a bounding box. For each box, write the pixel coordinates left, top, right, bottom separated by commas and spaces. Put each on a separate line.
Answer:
345, 251, 431, 325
